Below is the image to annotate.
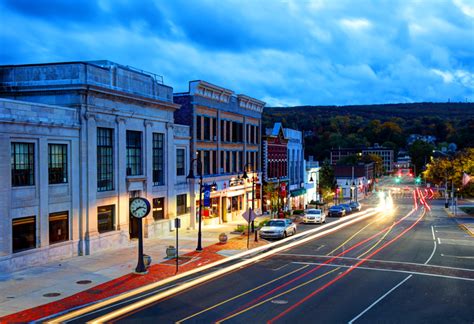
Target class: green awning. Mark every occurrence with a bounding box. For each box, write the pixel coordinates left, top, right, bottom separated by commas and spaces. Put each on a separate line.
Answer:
290, 188, 307, 197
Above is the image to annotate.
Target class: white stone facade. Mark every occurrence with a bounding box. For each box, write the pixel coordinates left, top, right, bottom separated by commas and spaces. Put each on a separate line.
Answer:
0, 61, 190, 272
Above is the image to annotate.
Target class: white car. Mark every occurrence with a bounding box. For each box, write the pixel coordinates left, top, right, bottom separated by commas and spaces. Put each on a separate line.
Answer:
259, 219, 297, 239
303, 209, 326, 224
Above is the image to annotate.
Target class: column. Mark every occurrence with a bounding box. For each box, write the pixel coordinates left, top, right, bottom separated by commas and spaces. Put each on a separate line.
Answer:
38, 137, 49, 247
116, 116, 128, 232
85, 113, 99, 242
0, 134, 11, 256
144, 120, 154, 237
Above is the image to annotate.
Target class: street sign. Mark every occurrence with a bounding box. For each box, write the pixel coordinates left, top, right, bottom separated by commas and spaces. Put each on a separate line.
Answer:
242, 209, 257, 222
203, 184, 211, 207
174, 217, 181, 229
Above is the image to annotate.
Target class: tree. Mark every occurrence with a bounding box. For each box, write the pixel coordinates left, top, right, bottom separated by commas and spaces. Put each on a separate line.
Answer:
408, 140, 434, 176
319, 160, 335, 190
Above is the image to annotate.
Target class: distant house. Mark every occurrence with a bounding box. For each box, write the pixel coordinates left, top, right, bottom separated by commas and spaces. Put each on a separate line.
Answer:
334, 163, 374, 201
407, 134, 437, 146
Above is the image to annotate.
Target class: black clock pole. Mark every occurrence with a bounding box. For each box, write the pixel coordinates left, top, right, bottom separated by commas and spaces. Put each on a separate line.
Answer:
135, 217, 147, 274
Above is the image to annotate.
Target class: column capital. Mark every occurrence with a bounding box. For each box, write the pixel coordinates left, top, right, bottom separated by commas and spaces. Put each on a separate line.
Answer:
144, 120, 154, 127
166, 122, 174, 130
116, 116, 127, 124
84, 112, 96, 121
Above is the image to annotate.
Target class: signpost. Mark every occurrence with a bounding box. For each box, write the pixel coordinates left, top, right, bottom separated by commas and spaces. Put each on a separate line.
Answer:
175, 217, 181, 274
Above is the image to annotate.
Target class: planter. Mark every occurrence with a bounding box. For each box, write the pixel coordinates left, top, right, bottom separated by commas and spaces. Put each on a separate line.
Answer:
218, 233, 228, 244
143, 254, 152, 268
166, 246, 176, 258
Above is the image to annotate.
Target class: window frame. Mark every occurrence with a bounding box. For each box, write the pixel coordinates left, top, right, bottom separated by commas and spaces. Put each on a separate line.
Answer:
48, 143, 68, 184
126, 130, 143, 176
97, 127, 114, 191
176, 194, 187, 216
152, 133, 165, 186
97, 205, 115, 233
11, 142, 35, 187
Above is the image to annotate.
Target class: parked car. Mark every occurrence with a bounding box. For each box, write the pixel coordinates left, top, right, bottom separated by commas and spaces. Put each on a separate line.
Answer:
349, 201, 362, 212
259, 219, 297, 239
302, 209, 326, 224
328, 205, 346, 217
339, 204, 353, 215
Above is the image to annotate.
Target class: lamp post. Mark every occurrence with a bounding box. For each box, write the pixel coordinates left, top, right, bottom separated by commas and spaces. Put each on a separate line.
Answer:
309, 171, 318, 203
242, 163, 258, 233
187, 153, 203, 252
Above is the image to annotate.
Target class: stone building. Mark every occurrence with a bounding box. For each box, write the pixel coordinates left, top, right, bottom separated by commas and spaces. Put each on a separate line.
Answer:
174, 81, 264, 226
0, 61, 190, 271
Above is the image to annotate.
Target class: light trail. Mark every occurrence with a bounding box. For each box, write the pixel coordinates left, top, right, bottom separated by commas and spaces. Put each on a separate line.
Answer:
268, 209, 426, 323
216, 208, 416, 322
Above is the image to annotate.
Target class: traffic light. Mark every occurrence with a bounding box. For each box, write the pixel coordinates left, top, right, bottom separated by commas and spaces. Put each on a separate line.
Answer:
415, 177, 421, 184
395, 177, 401, 184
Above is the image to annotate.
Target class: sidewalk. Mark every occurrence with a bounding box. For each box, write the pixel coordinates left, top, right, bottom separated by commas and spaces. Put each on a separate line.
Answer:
444, 202, 474, 237
0, 220, 268, 323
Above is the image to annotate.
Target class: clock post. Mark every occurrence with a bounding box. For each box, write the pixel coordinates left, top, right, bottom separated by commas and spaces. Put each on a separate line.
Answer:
130, 197, 151, 274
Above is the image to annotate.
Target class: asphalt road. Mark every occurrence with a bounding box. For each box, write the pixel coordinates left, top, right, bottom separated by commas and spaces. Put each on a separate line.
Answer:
63, 194, 474, 323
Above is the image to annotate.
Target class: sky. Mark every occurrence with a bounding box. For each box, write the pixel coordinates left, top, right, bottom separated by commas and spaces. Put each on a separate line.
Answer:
0, 0, 473, 106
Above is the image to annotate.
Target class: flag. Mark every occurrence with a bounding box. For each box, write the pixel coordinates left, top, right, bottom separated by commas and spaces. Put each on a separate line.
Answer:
462, 172, 472, 187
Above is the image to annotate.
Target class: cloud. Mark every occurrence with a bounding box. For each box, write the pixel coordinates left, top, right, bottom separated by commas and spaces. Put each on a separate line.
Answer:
0, 0, 473, 105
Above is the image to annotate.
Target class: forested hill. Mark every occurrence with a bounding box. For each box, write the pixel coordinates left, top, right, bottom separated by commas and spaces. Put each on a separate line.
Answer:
263, 102, 474, 161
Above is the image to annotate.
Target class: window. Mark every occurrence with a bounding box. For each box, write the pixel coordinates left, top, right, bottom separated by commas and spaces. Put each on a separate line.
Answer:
11, 142, 35, 187
203, 151, 211, 175
238, 151, 243, 171
221, 151, 225, 173
176, 194, 187, 216
126, 131, 142, 176
48, 144, 68, 184
232, 151, 237, 172
98, 205, 115, 233
203, 117, 210, 140
97, 128, 114, 191
49, 211, 69, 244
212, 151, 217, 174
196, 116, 202, 140
152, 198, 165, 221
226, 121, 231, 142
12, 216, 36, 253
176, 148, 185, 176
212, 117, 217, 141
226, 151, 231, 173
221, 120, 225, 142
153, 133, 164, 185
232, 122, 238, 142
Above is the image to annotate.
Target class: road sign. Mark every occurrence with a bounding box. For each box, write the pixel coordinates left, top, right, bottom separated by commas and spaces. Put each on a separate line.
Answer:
242, 209, 257, 222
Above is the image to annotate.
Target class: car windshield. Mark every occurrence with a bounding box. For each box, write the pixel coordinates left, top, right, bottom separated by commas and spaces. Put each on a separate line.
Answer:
266, 221, 286, 227
307, 210, 321, 214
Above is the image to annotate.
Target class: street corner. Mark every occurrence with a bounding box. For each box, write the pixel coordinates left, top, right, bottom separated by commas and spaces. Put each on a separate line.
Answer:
459, 223, 474, 237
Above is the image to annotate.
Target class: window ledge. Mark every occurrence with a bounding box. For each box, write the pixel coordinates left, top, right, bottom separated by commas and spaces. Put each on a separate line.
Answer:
126, 175, 146, 182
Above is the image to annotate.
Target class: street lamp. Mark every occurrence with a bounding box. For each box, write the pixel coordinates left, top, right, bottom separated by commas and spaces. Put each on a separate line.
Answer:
242, 163, 259, 233
351, 181, 356, 203
187, 153, 203, 252
309, 171, 318, 203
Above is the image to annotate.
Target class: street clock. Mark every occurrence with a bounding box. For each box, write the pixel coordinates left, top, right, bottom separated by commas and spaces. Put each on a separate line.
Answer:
130, 197, 151, 219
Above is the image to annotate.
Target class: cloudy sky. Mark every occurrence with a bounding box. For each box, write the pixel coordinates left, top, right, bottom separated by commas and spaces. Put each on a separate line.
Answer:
1, 0, 473, 106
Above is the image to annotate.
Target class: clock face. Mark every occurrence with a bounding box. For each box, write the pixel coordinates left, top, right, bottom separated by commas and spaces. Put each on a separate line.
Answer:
130, 198, 150, 218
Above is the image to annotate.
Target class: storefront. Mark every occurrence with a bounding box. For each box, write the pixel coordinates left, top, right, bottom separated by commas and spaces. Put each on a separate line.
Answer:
290, 188, 306, 210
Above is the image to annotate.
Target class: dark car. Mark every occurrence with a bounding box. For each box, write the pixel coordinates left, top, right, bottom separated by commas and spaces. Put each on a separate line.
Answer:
339, 204, 353, 215
328, 205, 346, 217
349, 201, 362, 212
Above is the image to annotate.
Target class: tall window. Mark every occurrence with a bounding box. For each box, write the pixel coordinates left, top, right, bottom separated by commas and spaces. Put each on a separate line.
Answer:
48, 144, 68, 184
98, 205, 115, 233
176, 148, 185, 176
232, 151, 237, 172
176, 194, 187, 216
226, 121, 231, 142
221, 120, 225, 142
97, 128, 114, 191
203, 117, 211, 140
196, 116, 202, 140
226, 151, 231, 173
238, 151, 243, 171
49, 211, 69, 244
212, 151, 217, 174
152, 198, 165, 220
232, 122, 238, 142
203, 151, 211, 175
212, 117, 217, 141
12, 216, 36, 253
126, 131, 142, 176
153, 133, 164, 185
221, 151, 225, 173
11, 142, 35, 187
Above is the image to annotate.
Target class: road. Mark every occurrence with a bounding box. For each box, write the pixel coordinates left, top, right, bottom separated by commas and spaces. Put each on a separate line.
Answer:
52, 191, 474, 323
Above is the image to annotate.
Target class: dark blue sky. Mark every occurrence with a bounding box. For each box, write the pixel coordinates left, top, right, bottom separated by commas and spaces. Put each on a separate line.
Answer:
1, 0, 473, 106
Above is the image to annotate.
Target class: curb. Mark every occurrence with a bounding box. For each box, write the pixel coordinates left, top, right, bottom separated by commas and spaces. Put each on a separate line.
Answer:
458, 224, 474, 237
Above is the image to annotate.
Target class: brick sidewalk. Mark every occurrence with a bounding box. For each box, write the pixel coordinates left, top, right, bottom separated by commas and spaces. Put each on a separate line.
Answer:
0, 235, 267, 323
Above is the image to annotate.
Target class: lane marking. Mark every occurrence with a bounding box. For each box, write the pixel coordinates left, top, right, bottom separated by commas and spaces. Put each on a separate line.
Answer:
47, 209, 378, 323
437, 237, 442, 245
357, 222, 395, 258
268, 210, 425, 323
348, 275, 413, 324
84, 210, 381, 323
431, 225, 436, 240
278, 254, 474, 272
440, 254, 474, 259
425, 226, 437, 265
175, 265, 309, 323
271, 263, 291, 271
327, 219, 379, 256
215, 267, 341, 323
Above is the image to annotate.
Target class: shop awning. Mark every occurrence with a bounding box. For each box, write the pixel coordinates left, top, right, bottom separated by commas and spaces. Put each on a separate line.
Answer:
290, 188, 307, 197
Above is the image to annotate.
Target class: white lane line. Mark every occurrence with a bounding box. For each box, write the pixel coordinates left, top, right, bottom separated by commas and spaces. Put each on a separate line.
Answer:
437, 237, 442, 245
348, 275, 412, 324
425, 226, 437, 265
292, 262, 474, 282
278, 254, 474, 272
